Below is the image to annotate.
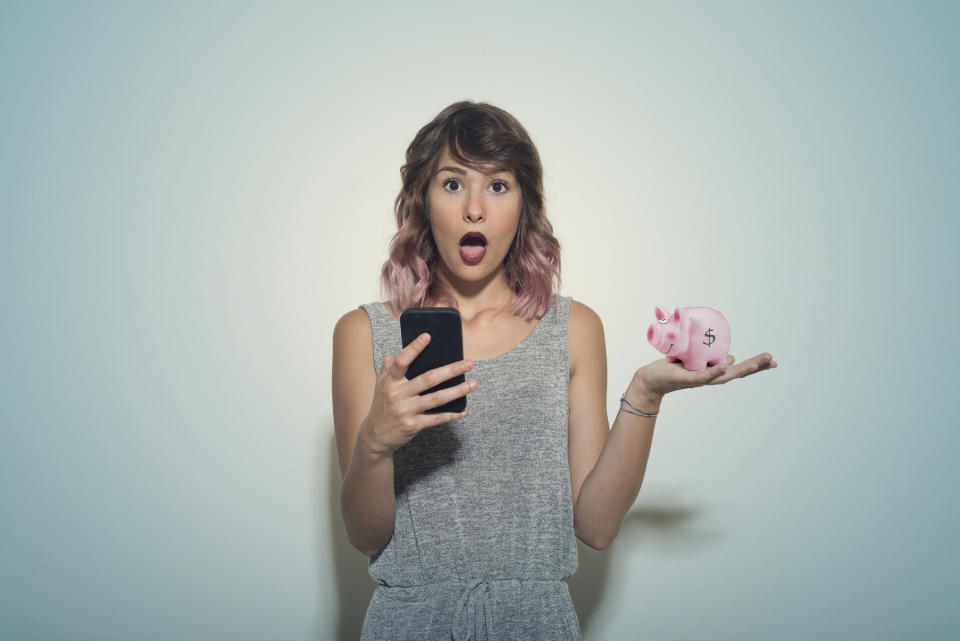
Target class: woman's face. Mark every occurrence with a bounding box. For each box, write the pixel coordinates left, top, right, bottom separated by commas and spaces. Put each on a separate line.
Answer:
426, 146, 522, 285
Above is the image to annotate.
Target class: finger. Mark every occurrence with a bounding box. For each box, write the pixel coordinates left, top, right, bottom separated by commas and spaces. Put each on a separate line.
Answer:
739, 355, 776, 378
727, 354, 736, 365
721, 354, 774, 382
408, 359, 475, 395
709, 363, 728, 379
387, 333, 432, 380
416, 377, 478, 413
421, 409, 469, 429
693, 360, 732, 385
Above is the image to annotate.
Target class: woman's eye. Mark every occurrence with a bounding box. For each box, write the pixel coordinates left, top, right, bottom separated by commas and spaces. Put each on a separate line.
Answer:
441, 178, 509, 193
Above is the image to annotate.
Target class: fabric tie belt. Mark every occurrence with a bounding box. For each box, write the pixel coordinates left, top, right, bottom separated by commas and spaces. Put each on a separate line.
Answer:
374, 577, 567, 641
452, 578, 497, 641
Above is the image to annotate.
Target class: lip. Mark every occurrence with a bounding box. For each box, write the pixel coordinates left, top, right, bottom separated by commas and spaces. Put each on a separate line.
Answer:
459, 231, 487, 245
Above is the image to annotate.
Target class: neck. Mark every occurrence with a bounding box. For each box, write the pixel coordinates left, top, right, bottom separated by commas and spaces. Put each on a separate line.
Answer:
430, 264, 516, 321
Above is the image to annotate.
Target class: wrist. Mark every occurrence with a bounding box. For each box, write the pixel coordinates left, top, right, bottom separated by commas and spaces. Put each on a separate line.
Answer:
624, 378, 663, 413
357, 423, 394, 464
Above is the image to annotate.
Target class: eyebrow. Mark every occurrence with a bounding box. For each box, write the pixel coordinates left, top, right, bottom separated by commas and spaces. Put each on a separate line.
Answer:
436, 165, 510, 177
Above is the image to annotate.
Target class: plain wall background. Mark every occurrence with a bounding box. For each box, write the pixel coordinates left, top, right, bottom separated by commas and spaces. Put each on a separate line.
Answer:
2, 1, 957, 639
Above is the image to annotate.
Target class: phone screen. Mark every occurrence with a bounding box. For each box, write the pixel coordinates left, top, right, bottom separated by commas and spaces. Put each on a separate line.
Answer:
400, 307, 466, 414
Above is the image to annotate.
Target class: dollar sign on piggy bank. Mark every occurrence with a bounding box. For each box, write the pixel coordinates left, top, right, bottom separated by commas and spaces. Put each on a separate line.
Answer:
647, 306, 731, 371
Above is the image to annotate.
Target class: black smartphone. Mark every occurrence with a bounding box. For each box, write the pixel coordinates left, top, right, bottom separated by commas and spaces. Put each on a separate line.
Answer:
399, 307, 466, 414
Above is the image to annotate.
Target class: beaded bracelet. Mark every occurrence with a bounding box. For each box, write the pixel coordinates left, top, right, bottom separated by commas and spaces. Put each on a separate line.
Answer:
619, 395, 659, 417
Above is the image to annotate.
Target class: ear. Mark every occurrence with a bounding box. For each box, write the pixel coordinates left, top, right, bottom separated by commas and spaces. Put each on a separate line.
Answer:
673, 307, 689, 328
655, 306, 669, 321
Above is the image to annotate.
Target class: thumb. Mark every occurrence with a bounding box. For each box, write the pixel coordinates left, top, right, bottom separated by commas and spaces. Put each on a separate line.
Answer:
380, 353, 395, 378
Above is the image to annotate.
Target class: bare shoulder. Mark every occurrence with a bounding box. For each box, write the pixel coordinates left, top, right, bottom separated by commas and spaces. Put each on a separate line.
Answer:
569, 299, 602, 328
568, 299, 605, 377
332, 306, 376, 384
568, 299, 605, 341
331, 306, 376, 478
333, 307, 374, 350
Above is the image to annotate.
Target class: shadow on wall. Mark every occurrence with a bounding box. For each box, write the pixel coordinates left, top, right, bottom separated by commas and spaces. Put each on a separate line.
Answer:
321, 431, 708, 640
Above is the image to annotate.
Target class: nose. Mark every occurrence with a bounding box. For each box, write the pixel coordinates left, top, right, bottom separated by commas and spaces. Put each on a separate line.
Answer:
464, 187, 484, 223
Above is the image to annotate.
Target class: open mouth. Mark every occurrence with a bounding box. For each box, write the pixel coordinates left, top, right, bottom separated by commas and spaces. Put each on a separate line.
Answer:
458, 232, 487, 264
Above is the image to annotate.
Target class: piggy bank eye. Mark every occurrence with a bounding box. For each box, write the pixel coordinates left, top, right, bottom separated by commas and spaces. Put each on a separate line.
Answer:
657, 317, 669, 324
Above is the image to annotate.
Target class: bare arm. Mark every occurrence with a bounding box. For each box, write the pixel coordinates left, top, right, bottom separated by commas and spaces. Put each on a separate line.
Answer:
340, 434, 397, 557
574, 382, 662, 550
568, 302, 687, 548
567, 301, 659, 550
332, 309, 396, 556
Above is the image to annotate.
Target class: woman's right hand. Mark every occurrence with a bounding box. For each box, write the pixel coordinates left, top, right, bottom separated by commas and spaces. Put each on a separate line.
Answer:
359, 332, 478, 459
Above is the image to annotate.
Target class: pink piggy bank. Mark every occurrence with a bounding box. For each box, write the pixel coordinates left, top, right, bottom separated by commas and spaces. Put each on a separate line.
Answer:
647, 306, 731, 371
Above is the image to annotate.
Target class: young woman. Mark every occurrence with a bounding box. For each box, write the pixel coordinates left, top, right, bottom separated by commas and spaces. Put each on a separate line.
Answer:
332, 101, 777, 640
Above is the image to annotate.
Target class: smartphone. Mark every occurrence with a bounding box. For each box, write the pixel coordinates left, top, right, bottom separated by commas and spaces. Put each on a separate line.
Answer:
399, 307, 466, 414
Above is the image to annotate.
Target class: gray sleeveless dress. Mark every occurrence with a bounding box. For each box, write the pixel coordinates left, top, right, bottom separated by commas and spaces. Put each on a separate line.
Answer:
356, 295, 581, 641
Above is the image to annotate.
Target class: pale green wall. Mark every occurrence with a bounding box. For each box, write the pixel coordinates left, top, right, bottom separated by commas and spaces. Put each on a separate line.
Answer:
2, 2, 957, 639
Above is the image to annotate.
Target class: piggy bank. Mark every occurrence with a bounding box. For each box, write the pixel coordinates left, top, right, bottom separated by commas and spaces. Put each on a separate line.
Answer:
647, 306, 731, 371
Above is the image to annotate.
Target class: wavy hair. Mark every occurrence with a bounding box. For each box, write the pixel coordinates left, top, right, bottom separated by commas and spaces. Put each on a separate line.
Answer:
379, 100, 562, 320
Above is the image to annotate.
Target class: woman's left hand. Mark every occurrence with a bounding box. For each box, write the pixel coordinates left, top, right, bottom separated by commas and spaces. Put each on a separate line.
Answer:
631, 353, 778, 400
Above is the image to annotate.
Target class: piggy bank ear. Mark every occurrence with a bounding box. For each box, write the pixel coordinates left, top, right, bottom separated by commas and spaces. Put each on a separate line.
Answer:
655, 307, 669, 321
672, 308, 681, 325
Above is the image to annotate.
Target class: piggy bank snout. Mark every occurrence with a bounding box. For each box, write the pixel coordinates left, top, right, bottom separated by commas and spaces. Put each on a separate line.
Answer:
647, 324, 657, 344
